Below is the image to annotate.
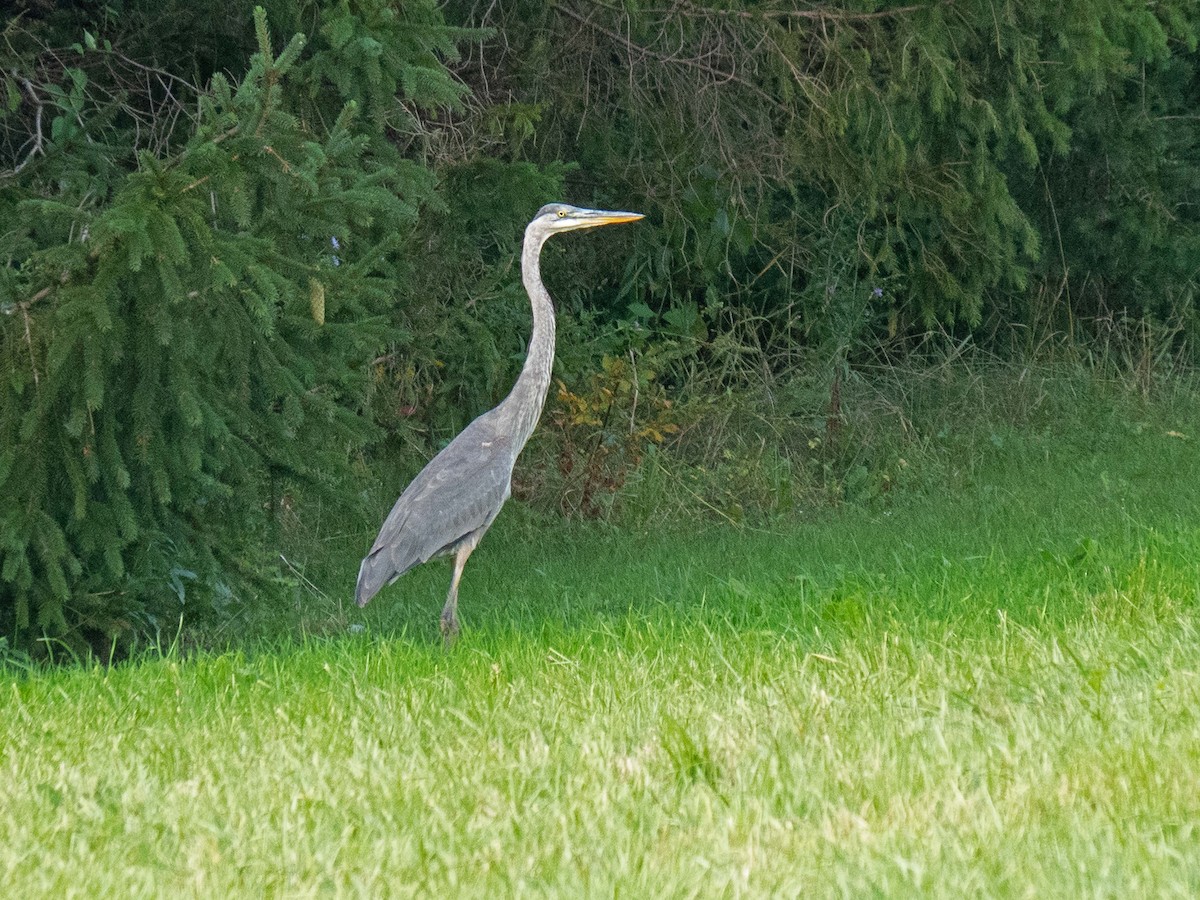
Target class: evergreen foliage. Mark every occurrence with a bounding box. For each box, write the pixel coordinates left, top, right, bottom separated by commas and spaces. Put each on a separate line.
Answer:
0, 4, 458, 641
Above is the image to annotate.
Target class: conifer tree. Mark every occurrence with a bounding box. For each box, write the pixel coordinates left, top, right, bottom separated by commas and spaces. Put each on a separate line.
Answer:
0, 5, 463, 643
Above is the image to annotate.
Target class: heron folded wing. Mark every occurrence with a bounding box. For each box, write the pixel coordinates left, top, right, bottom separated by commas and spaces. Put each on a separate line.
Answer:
355, 415, 514, 606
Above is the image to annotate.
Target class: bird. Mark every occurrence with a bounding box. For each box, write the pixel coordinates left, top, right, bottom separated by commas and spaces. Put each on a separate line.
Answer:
355, 203, 644, 639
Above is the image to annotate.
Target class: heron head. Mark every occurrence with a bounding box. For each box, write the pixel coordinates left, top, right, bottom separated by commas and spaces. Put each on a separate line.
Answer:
531, 203, 644, 235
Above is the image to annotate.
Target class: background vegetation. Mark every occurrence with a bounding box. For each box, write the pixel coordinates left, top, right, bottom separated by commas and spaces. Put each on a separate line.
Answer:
1, 0, 1198, 651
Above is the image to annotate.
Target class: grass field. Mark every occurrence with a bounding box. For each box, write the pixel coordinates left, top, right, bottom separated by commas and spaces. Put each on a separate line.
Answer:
3, 374, 1200, 896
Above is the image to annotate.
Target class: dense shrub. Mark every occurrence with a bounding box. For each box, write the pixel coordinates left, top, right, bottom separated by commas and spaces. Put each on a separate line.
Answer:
446, 0, 1199, 342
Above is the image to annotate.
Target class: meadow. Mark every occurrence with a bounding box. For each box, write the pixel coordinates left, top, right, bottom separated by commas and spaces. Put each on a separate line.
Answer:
3, 366, 1200, 897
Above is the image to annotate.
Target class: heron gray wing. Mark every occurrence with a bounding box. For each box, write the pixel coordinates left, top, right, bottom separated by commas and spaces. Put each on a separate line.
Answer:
355, 413, 514, 607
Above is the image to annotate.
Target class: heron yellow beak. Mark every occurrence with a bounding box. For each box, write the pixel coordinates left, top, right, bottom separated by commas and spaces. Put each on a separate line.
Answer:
574, 209, 644, 228
591, 212, 644, 225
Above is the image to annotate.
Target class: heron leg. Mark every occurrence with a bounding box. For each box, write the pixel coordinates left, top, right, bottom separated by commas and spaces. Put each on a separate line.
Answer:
439, 538, 478, 643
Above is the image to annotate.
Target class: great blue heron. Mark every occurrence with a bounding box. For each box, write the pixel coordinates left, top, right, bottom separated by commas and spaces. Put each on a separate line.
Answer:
355, 203, 643, 637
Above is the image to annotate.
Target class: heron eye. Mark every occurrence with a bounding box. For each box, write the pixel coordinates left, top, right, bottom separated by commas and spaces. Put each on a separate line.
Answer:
557, 210, 566, 218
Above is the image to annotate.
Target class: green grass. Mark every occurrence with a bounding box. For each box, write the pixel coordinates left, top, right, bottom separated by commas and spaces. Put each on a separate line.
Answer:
4, 376, 1200, 896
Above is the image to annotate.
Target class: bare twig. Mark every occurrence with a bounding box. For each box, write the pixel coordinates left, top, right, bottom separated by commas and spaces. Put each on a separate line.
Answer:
22, 286, 54, 308
278, 554, 332, 603
2, 71, 46, 178
559, 3, 784, 110
21, 304, 39, 386
667, 0, 944, 23
628, 348, 639, 435
107, 51, 202, 98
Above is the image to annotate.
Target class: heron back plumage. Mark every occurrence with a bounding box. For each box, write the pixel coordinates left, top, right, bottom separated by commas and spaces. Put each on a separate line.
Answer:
354, 413, 513, 607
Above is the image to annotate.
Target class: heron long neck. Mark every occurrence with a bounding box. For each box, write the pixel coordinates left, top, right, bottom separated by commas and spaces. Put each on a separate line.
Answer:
501, 228, 556, 448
